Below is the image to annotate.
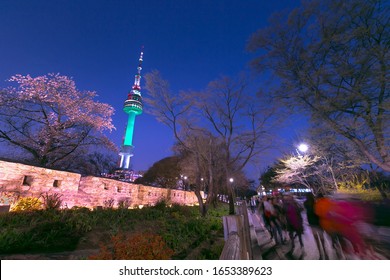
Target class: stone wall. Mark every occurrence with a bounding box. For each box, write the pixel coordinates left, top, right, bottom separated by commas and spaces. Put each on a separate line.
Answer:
0, 159, 199, 209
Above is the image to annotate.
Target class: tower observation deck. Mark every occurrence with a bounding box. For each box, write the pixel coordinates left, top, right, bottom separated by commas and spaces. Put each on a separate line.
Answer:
118, 51, 144, 169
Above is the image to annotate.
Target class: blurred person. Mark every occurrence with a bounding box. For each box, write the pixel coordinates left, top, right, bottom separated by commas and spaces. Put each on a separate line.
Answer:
314, 193, 345, 258
271, 197, 288, 243
371, 197, 390, 227
304, 192, 328, 259
265, 197, 284, 244
283, 193, 304, 251
263, 197, 276, 237
333, 194, 381, 259
263, 197, 284, 244
368, 198, 390, 258
260, 196, 272, 235
250, 196, 257, 213
315, 193, 375, 259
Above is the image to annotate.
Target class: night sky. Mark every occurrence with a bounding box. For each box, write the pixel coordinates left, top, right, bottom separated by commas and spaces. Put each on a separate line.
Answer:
0, 0, 308, 179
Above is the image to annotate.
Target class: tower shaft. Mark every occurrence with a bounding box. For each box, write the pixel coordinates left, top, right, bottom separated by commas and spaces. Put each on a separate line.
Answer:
123, 113, 136, 146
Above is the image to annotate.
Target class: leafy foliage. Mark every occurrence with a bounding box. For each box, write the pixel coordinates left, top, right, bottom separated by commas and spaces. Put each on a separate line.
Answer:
259, 166, 284, 192
338, 172, 388, 201
10, 197, 42, 212
0, 203, 227, 259
135, 156, 182, 189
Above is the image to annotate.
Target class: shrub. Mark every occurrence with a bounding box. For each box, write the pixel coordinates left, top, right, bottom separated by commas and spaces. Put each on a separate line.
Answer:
152, 199, 168, 211
103, 198, 115, 209
40, 193, 63, 210
0, 220, 82, 254
198, 239, 225, 260
11, 197, 42, 212
117, 198, 131, 209
89, 232, 174, 260
25, 221, 82, 252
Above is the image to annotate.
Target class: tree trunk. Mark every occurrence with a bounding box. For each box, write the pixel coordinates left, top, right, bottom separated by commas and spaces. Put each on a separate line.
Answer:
228, 189, 235, 215
194, 189, 207, 216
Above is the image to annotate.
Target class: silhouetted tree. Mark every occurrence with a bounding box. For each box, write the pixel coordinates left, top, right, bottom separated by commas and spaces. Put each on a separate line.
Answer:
134, 156, 182, 189
144, 71, 276, 215
72, 151, 118, 176
248, 0, 390, 172
259, 166, 284, 193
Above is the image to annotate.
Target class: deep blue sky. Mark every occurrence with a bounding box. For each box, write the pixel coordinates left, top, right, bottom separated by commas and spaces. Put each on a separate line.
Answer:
0, 0, 308, 179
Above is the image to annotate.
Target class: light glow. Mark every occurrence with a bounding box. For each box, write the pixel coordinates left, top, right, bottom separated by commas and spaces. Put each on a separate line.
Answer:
298, 143, 309, 153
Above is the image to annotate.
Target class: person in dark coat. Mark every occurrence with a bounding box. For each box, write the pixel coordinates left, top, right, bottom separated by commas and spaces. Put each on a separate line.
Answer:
283, 193, 304, 251
304, 192, 328, 259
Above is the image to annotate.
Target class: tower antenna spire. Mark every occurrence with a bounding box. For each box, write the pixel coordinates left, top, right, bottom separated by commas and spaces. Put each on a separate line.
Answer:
133, 46, 144, 91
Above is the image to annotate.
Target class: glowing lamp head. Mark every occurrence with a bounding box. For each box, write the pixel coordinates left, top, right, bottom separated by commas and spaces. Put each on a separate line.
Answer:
298, 143, 309, 153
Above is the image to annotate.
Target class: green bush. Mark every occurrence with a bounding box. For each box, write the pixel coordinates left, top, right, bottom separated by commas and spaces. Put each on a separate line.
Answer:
152, 199, 169, 211
0, 203, 226, 258
0, 221, 82, 254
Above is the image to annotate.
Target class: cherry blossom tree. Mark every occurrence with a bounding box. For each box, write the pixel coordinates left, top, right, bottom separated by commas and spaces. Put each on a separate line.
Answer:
0, 73, 116, 170
273, 152, 358, 195
273, 155, 322, 191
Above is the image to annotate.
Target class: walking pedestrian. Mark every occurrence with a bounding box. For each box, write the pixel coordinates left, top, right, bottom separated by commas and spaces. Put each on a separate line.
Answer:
304, 192, 328, 259
250, 196, 257, 213
283, 193, 304, 252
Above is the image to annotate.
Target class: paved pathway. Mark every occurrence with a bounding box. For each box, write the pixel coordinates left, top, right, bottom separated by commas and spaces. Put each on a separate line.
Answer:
248, 209, 388, 260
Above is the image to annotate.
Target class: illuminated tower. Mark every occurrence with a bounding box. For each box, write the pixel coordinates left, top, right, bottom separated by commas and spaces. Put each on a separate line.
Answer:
118, 51, 144, 169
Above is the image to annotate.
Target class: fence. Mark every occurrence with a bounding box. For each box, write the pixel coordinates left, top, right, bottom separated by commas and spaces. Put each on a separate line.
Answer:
219, 201, 253, 260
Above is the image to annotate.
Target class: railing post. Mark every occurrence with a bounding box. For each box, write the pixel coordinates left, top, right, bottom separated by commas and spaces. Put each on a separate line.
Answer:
221, 201, 254, 260
237, 201, 253, 259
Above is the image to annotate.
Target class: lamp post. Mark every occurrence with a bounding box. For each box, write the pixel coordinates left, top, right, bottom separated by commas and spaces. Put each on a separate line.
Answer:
183, 176, 188, 191
229, 177, 235, 206
227, 177, 236, 214
200, 177, 206, 198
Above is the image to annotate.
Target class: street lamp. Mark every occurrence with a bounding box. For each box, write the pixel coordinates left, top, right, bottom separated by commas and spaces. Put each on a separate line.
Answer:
200, 178, 206, 199
296, 143, 309, 157
229, 178, 236, 204
298, 143, 309, 153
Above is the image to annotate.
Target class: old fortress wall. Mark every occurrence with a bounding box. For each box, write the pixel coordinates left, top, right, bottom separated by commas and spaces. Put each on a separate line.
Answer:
0, 159, 198, 209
